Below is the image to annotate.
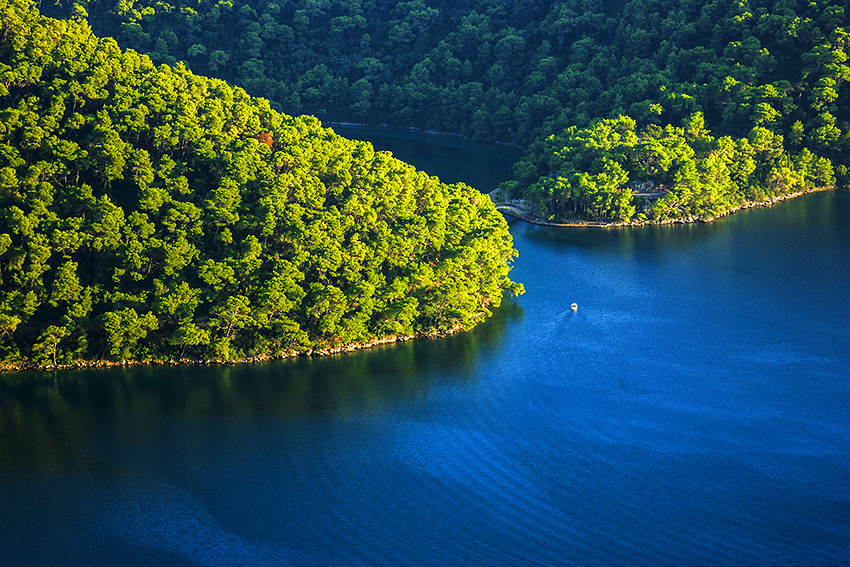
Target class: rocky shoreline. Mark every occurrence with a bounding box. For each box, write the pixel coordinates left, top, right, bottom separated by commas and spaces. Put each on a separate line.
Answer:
493, 185, 840, 228
0, 325, 467, 375
3, 188, 838, 375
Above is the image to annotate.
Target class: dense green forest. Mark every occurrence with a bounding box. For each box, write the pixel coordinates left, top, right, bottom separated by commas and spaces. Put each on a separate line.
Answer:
0, 0, 522, 367
54, 0, 849, 222
2, 0, 848, 366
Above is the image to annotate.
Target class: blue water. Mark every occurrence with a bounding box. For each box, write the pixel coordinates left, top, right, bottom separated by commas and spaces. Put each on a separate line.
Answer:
1, 132, 848, 566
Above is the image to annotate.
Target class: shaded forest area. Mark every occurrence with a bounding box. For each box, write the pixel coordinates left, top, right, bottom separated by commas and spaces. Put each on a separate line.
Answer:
0, 0, 522, 367
51, 0, 849, 221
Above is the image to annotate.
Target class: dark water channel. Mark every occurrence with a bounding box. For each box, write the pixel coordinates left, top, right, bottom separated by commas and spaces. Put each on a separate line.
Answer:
332, 125, 521, 191
1, 130, 848, 567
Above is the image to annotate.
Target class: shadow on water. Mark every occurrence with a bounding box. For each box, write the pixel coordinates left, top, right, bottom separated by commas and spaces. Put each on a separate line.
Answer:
0, 299, 521, 478
333, 125, 521, 191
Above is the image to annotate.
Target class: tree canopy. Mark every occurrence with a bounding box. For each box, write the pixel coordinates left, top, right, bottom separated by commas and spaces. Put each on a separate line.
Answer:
518, 112, 838, 223
0, 0, 522, 367
49, 0, 849, 222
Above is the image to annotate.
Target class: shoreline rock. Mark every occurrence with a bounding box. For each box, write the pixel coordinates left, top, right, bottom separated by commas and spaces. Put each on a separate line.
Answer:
493, 186, 841, 228
0, 325, 468, 375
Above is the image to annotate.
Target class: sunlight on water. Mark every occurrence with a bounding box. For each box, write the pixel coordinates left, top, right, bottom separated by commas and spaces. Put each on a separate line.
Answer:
101, 471, 300, 566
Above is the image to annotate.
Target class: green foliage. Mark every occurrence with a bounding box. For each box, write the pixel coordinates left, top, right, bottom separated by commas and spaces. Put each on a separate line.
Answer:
523, 111, 837, 222
33, 324, 67, 366
502, 0, 849, 222
102, 308, 158, 360
0, 0, 521, 366
44, 0, 844, 155
51, 0, 849, 224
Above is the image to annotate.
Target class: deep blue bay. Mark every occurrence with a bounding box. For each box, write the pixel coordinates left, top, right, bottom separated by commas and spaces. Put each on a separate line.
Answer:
1, 129, 848, 567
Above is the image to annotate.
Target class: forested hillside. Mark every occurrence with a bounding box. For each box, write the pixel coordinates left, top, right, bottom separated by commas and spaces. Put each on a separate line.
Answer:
53, 0, 849, 221
0, 0, 522, 367
2, 0, 847, 368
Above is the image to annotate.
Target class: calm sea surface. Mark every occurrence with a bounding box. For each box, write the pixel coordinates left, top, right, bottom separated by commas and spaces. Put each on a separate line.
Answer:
1, 130, 848, 567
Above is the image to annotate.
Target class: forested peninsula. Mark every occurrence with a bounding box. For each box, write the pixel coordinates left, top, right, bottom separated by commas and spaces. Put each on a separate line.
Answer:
60, 0, 849, 224
2, 0, 848, 369
0, 0, 523, 369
